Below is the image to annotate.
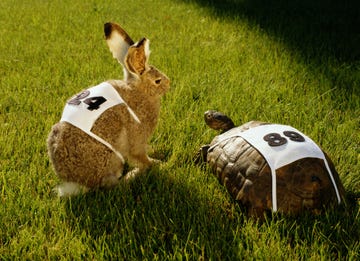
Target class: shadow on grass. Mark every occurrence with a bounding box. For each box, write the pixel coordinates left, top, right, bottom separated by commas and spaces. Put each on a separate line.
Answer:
179, 0, 360, 104
270, 193, 360, 257
64, 166, 359, 259
180, 0, 360, 63
64, 168, 243, 259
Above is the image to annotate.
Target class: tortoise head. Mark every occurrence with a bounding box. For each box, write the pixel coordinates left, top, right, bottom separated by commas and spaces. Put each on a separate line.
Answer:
204, 110, 235, 132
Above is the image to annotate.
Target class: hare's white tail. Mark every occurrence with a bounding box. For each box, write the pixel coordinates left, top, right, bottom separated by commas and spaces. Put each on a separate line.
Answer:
54, 182, 89, 197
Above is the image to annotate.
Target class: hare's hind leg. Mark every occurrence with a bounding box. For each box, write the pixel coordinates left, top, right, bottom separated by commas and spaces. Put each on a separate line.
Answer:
100, 150, 125, 187
100, 166, 124, 188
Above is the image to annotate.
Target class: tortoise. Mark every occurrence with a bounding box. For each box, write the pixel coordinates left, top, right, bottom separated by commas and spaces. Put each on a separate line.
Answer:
196, 110, 345, 217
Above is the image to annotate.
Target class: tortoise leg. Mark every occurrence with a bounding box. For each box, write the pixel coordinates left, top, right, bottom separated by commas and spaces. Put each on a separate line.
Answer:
194, 145, 210, 164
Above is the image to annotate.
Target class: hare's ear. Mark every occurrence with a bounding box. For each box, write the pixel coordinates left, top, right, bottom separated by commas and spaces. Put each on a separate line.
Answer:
125, 38, 150, 76
104, 22, 134, 76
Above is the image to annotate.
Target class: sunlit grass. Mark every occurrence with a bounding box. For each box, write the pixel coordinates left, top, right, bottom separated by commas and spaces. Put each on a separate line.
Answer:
0, 0, 359, 259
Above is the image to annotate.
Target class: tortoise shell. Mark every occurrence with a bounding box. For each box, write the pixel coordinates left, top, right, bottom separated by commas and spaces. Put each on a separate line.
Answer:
205, 120, 345, 217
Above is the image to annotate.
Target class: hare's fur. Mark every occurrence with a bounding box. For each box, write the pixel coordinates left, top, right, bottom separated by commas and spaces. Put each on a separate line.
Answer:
47, 23, 170, 196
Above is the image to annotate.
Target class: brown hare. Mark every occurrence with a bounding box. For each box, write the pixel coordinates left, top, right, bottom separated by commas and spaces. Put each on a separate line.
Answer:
47, 22, 170, 196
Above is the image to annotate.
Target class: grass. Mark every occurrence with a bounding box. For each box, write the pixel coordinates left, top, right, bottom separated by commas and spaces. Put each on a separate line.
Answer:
1, 0, 359, 259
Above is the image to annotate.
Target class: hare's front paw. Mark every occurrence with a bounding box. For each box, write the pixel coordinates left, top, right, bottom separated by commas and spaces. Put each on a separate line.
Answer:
149, 158, 162, 165
124, 158, 161, 181
124, 168, 141, 181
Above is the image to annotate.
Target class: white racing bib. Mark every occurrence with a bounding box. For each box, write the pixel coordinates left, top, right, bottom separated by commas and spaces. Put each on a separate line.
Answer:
211, 124, 341, 211
60, 82, 140, 163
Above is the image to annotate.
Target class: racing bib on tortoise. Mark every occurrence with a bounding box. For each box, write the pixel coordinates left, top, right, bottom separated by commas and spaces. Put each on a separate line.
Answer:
215, 124, 341, 211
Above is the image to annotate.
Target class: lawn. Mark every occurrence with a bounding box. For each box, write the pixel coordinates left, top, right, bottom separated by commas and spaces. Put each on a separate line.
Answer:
0, 0, 359, 259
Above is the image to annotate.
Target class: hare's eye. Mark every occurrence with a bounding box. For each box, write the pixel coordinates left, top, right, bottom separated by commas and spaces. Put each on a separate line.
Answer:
155, 79, 161, 85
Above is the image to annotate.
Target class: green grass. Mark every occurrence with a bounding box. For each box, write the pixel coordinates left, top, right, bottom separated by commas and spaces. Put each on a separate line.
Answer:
1, 0, 359, 259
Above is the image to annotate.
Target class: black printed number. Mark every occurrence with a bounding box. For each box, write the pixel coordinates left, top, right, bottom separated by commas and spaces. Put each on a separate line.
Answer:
263, 133, 287, 146
67, 90, 107, 111
83, 96, 107, 111
283, 131, 305, 142
263, 131, 305, 147
68, 90, 90, 105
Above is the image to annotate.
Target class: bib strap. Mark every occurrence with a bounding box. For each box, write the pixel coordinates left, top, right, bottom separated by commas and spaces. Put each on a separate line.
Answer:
86, 130, 125, 164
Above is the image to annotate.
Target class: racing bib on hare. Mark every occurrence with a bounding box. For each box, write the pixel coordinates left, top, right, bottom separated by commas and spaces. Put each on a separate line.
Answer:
60, 82, 140, 163
211, 124, 341, 211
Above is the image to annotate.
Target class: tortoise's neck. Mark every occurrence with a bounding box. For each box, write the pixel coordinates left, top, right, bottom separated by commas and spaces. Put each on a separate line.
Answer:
221, 122, 235, 133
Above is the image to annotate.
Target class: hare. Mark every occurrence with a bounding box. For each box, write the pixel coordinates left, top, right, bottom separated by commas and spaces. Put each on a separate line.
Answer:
47, 22, 170, 196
